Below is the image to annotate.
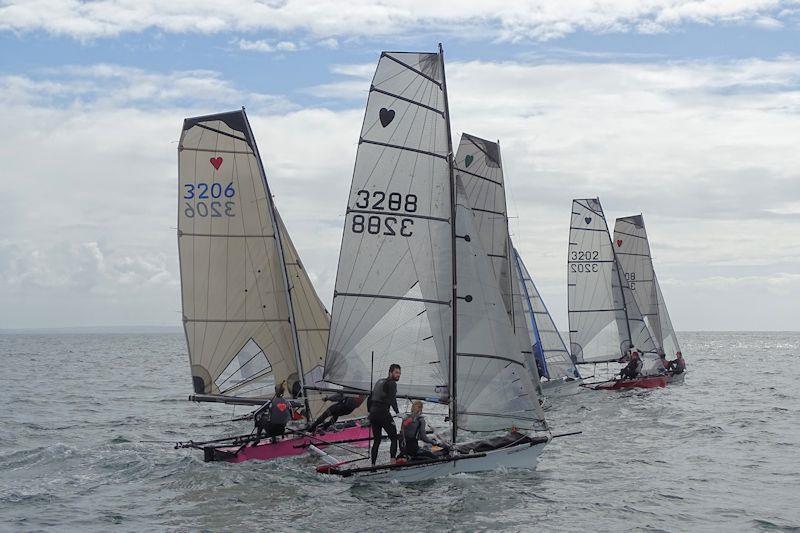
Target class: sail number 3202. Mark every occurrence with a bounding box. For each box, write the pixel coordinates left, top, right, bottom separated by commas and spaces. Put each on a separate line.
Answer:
569, 250, 600, 273
351, 189, 417, 237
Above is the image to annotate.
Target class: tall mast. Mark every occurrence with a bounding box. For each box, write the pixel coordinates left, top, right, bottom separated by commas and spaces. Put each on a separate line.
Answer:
242, 108, 311, 421
439, 43, 458, 444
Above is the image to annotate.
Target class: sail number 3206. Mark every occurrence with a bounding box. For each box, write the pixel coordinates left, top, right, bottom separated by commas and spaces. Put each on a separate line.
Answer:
351, 189, 417, 237
184, 182, 236, 218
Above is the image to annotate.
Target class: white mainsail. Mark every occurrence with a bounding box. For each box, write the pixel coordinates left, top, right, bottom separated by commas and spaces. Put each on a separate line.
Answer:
567, 198, 656, 363
614, 215, 681, 356
323, 48, 545, 440
513, 248, 581, 380
454, 134, 540, 388
177, 109, 326, 417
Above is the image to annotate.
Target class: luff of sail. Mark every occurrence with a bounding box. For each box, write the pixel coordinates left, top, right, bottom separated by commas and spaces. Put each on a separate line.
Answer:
513, 247, 581, 380
455, 134, 540, 389
323, 52, 452, 399
178, 109, 319, 411
614, 215, 681, 356
568, 198, 657, 363
455, 179, 546, 432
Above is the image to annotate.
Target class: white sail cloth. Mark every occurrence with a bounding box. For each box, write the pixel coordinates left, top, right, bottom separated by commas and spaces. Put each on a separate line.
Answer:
513, 248, 580, 380
178, 110, 329, 416
614, 215, 681, 357
568, 199, 656, 363
323, 50, 545, 435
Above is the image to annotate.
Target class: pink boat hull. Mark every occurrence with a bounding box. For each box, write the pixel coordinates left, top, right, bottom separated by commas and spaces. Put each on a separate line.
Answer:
592, 375, 668, 390
205, 423, 372, 463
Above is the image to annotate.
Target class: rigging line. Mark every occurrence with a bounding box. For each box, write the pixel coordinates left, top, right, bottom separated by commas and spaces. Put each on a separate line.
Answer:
370, 86, 444, 116
381, 52, 443, 88
454, 165, 503, 187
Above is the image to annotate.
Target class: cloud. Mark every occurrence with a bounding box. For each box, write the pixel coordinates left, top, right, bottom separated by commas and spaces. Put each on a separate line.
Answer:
1, 56, 799, 329
0, 64, 296, 112
236, 38, 301, 53
1, 1, 799, 40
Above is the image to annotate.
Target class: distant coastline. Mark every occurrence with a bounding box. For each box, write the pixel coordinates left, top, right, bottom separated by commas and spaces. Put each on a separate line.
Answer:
0, 325, 182, 334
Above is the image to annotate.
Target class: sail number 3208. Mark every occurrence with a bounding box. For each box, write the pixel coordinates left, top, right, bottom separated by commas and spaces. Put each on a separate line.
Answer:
351, 189, 417, 237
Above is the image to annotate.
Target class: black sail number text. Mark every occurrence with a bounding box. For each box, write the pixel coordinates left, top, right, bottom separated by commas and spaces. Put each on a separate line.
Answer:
352, 215, 413, 237
352, 190, 418, 237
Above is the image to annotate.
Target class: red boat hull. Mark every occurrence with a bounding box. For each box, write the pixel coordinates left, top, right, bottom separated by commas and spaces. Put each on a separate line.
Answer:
592, 375, 668, 390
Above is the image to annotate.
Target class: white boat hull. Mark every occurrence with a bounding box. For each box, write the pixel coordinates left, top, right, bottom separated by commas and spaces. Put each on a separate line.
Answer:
345, 439, 549, 483
540, 378, 583, 398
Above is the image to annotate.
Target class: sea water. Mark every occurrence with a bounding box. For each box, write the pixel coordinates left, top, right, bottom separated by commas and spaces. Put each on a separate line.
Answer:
0, 331, 798, 532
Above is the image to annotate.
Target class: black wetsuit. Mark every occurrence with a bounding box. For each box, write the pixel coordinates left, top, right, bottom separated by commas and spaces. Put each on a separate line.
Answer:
254, 396, 291, 442
620, 358, 643, 380
307, 393, 364, 433
368, 378, 399, 465
400, 414, 438, 460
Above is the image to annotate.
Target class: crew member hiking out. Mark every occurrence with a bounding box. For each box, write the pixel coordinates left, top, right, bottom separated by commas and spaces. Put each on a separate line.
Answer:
620, 350, 643, 380
400, 401, 448, 461
253, 383, 291, 444
368, 363, 401, 465
668, 351, 686, 375
307, 392, 366, 433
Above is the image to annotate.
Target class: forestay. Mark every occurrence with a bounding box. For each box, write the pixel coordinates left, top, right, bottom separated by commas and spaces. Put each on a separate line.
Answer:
455, 180, 546, 433
614, 215, 681, 356
178, 110, 323, 413
568, 199, 656, 363
513, 248, 581, 380
323, 52, 452, 400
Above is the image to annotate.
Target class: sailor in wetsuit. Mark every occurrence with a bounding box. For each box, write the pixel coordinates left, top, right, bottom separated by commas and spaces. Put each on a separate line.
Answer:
400, 401, 448, 461
307, 393, 366, 433
668, 351, 686, 375
619, 350, 643, 380
253, 383, 292, 444
368, 364, 401, 465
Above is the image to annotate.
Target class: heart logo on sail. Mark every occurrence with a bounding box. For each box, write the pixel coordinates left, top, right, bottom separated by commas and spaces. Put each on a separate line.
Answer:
379, 108, 395, 127
277, 403, 287, 411
616, 239, 623, 247
465, 155, 474, 168
584, 217, 592, 224
210, 157, 223, 170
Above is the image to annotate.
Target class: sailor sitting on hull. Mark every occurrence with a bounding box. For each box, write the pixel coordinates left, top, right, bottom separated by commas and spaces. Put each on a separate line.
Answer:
253, 383, 292, 444
668, 351, 686, 375
399, 401, 449, 461
619, 350, 643, 380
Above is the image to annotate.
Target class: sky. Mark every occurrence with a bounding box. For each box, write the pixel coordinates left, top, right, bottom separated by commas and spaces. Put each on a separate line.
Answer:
1, 0, 799, 331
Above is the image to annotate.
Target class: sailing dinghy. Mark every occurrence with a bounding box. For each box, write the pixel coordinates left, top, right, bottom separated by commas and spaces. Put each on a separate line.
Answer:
313, 46, 551, 482
175, 109, 369, 462
568, 198, 667, 390
613, 215, 685, 383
